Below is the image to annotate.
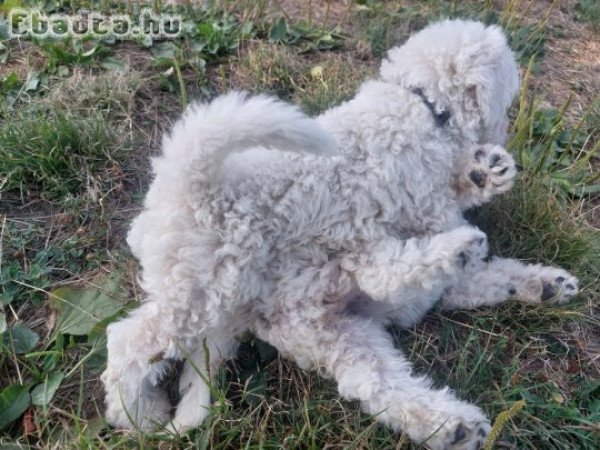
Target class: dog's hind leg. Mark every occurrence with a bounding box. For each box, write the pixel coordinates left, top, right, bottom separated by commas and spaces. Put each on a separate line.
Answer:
441, 257, 579, 310
102, 301, 195, 430
257, 314, 490, 450
168, 331, 239, 432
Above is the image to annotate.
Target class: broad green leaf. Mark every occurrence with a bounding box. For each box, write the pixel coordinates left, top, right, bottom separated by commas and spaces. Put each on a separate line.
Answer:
0, 312, 6, 334
31, 372, 64, 406
51, 274, 126, 337
100, 56, 126, 71
269, 17, 288, 42
0, 384, 30, 430
83, 329, 108, 370
3, 324, 39, 354
151, 41, 177, 59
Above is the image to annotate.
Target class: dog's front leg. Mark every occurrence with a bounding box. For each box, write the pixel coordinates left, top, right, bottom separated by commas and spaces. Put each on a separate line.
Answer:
441, 257, 579, 310
342, 226, 489, 303
452, 144, 517, 209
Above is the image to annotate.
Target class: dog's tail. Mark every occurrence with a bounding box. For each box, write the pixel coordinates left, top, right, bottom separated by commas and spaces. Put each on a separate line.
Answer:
157, 91, 337, 185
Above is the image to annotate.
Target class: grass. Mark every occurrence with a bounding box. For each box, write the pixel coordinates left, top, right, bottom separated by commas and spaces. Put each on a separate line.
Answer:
351, 0, 548, 63
0, 110, 121, 201
0, 72, 136, 203
227, 41, 371, 114
576, 0, 600, 29
0, 0, 599, 449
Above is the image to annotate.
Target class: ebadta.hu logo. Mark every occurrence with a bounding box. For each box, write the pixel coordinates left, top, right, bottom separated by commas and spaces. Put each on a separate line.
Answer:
0, 3, 182, 41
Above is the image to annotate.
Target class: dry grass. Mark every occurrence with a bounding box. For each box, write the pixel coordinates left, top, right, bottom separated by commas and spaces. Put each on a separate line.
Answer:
496, 0, 600, 122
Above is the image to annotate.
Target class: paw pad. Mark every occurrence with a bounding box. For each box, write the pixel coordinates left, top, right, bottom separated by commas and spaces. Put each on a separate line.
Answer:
468, 170, 487, 188
541, 275, 579, 303
451, 423, 467, 444
466, 145, 516, 195
448, 421, 490, 450
454, 232, 488, 269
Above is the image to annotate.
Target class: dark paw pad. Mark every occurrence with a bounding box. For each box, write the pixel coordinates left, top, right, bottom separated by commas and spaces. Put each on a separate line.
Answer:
490, 153, 502, 167
541, 282, 557, 302
475, 423, 489, 448
469, 170, 487, 188
449, 422, 489, 449
537, 271, 578, 304
452, 423, 467, 444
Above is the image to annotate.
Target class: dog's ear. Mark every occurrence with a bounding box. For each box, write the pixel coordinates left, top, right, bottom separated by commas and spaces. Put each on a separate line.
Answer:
456, 25, 519, 134
464, 78, 491, 129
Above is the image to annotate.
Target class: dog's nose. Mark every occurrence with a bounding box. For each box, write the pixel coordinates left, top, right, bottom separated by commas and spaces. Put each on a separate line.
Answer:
469, 170, 487, 188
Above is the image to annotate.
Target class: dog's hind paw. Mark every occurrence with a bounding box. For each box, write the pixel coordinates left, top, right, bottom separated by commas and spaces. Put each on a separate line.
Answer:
512, 266, 579, 305
537, 267, 579, 304
448, 420, 490, 450
424, 418, 491, 450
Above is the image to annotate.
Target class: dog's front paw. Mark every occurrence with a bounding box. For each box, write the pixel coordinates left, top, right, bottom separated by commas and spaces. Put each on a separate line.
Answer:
470, 144, 516, 193
514, 266, 579, 304
456, 144, 516, 206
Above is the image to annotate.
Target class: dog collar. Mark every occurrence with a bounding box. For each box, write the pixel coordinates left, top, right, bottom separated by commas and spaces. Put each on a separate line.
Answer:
410, 87, 451, 127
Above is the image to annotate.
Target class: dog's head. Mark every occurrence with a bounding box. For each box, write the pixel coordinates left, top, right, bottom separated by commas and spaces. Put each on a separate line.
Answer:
380, 19, 519, 146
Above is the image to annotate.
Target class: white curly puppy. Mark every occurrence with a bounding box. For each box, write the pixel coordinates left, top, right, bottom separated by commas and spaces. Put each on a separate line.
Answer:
102, 20, 579, 449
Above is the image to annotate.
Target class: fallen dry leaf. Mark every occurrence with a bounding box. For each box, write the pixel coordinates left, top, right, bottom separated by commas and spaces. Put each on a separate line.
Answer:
22, 407, 36, 437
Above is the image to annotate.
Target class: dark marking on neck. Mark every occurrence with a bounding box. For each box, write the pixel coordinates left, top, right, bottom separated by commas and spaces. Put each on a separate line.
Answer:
411, 87, 451, 127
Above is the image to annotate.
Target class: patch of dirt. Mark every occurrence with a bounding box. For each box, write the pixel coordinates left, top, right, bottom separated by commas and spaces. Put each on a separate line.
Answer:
583, 197, 600, 229
498, 0, 600, 121
226, 39, 376, 102
276, 0, 354, 30
0, 40, 46, 78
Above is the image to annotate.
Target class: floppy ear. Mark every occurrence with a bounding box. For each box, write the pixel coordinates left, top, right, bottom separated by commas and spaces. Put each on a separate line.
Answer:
465, 79, 491, 128
456, 25, 518, 130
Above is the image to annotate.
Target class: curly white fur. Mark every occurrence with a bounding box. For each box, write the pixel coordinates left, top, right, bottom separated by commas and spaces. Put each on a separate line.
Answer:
102, 20, 578, 449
